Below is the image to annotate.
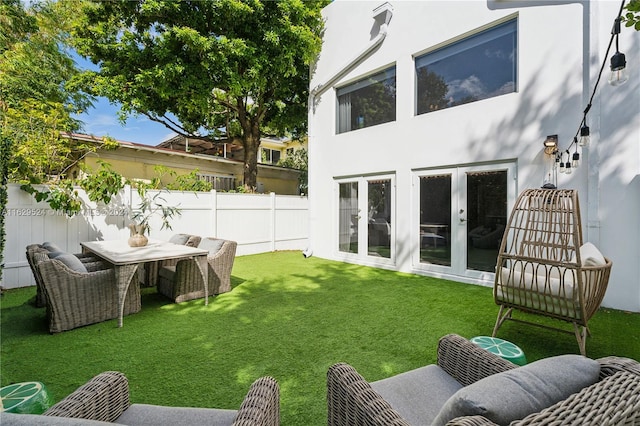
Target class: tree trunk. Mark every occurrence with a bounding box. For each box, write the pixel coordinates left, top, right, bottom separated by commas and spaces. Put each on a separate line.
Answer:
241, 123, 261, 191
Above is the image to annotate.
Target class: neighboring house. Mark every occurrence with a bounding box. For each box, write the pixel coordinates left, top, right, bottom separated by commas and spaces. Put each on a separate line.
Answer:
307, 1, 640, 312
66, 133, 302, 195
259, 136, 307, 166
157, 134, 308, 166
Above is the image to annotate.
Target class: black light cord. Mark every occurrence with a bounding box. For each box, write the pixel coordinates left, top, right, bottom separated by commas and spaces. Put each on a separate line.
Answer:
561, 0, 627, 156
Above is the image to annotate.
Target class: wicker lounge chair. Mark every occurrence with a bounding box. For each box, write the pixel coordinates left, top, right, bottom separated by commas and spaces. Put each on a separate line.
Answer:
2, 371, 279, 426
157, 238, 237, 302
493, 188, 612, 355
327, 334, 640, 426
26, 244, 108, 308
33, 252, 141, 333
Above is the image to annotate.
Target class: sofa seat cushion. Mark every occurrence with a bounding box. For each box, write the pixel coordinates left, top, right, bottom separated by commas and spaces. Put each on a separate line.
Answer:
1, 413, 112, 425
371, 365, 463, 426
115, 404, 237, 426
432, 354, 600, 426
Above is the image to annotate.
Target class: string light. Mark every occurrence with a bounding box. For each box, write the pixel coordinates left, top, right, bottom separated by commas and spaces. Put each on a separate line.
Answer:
551, 0, 627, 182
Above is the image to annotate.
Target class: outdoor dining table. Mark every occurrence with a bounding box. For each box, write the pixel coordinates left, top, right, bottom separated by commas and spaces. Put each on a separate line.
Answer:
80, 239, 209, 327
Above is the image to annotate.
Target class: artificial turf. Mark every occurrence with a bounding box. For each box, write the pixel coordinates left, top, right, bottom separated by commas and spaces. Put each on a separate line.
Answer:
2, 251, 639, 425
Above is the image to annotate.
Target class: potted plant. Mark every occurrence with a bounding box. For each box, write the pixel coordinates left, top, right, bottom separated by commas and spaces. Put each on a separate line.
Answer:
128, 188, 181, 247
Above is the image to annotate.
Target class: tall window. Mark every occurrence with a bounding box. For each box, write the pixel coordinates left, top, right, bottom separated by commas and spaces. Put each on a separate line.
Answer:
415, 19, 517, 115
261, 148, 281, 165
337, 66, 396, 134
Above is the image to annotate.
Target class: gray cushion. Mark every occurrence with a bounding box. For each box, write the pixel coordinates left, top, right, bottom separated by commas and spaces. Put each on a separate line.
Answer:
115, 403, 238, 426
42, 242, 63, 252
158, 265, 176, 281
371, 365, 463, 425
432, 354, 601, 426
53, 254, 88, 273
168, 234, 190, 245
1, 413, 111, 425
198, 238, 225, 255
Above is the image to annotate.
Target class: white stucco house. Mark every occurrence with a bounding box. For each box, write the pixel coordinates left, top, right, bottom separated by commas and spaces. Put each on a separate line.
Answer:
307, 0, 640, 312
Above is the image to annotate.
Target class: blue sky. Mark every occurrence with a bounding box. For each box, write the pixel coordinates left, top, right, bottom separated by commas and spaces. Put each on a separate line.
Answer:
71, 53, 178, 147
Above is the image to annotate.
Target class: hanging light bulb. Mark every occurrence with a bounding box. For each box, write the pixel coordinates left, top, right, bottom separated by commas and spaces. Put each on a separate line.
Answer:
609, 18, 629, 86
609, 51, 629, 86
559, 158, 566, 174
572, 151, 580, 168
579, 124, 590, 146
563, 151, 571, 174
554, 154, 560, 171
565, 161, 572, 175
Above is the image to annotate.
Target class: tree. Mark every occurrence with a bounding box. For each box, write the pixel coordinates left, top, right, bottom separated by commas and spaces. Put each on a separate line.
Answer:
278, 146, 308, 194
69, 0, 328, 191
623, 0, 640, 30
0, 0, 93, 279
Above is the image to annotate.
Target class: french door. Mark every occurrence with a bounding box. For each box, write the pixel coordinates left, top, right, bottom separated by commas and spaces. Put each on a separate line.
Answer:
337, 174, 395, 264
413, 163, 516, 280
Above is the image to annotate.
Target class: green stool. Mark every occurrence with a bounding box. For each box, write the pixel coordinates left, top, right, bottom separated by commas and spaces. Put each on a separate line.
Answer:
0, 381, 51, 414
471, 336, 527, 366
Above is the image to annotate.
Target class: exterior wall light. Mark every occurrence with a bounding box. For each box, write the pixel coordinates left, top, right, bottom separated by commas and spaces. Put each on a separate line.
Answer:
543, 135, 558, 155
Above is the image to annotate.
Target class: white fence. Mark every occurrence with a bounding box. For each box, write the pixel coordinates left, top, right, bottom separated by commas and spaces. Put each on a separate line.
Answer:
1, 184, 309, 289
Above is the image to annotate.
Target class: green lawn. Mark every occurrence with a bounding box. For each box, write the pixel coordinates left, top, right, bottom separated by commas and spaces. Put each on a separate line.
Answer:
2, 251, 639, 425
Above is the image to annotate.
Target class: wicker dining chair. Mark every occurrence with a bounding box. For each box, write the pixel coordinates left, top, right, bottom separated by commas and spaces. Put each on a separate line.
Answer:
157, 238, 237, 303
33, 252, 141, 333
26, 244, 108, 308
138, 233, 202, 287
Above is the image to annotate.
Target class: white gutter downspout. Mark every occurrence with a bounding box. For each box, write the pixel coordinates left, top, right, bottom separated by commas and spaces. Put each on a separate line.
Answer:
305, 3, 393, 259
309, 2, 394, 107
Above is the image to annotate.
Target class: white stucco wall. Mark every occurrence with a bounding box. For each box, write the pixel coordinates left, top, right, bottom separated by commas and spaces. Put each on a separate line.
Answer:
308, 0, 640, 312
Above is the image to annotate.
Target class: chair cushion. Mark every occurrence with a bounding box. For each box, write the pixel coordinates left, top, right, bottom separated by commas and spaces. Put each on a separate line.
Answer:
199, 238, 225, 255
572, 242, 606, 266
42, 242, 63, 252
168, 234, 190, 245
432, 354, 600, 426
158, 265, 176, 281
53, 254, 88, 273
115, 403, 238, 426
370, 365, 463, 425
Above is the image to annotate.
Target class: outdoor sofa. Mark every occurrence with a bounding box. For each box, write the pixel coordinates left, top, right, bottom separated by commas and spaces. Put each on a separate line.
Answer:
327, 333, 640, 425
2, 371, 279, 426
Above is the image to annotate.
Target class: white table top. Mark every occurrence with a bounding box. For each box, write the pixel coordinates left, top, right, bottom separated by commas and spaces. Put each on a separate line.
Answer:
81, 239, 208, 265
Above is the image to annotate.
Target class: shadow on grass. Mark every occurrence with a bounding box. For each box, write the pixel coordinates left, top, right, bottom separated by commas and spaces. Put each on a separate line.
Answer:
1, 252, 639, 426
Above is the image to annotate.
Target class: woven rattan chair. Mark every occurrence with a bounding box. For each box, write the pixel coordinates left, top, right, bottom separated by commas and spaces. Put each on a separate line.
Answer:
26, 244, 107, 308
493, 189, 612, 355
327, 334, 640, 426
157, 238, 237, 303
138, 233, 202, 287
2, 371, 280, 425
34, 252, 141, 333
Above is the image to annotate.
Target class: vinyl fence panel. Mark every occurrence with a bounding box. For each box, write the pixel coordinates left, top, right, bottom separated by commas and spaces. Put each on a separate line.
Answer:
1, 184, 308, 289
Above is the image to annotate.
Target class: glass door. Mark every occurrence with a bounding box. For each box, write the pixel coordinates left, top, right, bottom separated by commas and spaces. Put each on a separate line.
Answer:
337, 175, 395, 263
414, 163, 515, 279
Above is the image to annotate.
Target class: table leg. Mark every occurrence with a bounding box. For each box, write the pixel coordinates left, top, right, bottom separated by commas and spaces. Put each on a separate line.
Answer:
193, 255, 209, 305
114, 264, 139, 327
